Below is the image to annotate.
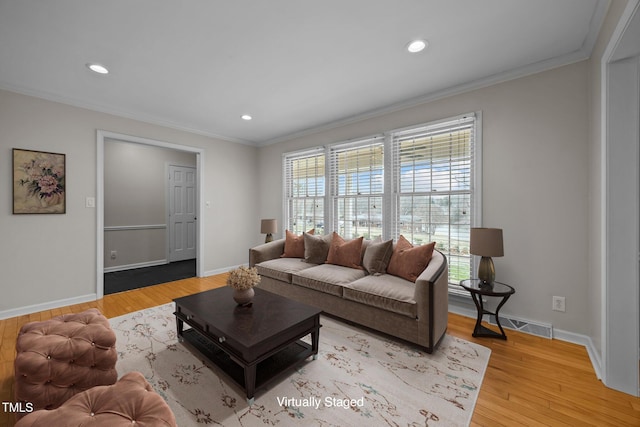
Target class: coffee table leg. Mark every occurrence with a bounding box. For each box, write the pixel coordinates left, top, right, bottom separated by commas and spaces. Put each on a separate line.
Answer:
244, 364, 257, 405
311, 327, 320, 360
176, 317, 184, 343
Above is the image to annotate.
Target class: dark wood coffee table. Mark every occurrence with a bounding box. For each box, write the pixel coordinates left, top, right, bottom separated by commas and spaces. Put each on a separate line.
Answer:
173, 287, 321, 404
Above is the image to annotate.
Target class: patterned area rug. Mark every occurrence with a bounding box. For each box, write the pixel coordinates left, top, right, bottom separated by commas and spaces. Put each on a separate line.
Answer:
111, 303, 490, 426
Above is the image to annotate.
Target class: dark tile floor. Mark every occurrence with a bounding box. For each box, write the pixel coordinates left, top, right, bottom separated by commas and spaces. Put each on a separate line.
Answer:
104, 259, 196, 295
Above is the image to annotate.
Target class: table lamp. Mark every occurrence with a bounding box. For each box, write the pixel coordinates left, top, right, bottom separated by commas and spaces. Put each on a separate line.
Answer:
470, 228, 504, 285
261, 219, 277, 243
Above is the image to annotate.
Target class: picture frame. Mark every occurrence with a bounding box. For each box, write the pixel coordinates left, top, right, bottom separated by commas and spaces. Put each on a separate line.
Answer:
13, 148, 66, 214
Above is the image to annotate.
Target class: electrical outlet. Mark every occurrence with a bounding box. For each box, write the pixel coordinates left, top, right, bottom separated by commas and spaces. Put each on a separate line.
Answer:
552, 296, 566, 312
110, 250, 117, 260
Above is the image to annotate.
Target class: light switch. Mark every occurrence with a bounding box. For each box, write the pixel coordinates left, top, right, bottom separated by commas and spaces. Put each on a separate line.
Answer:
86, 197, 95, 208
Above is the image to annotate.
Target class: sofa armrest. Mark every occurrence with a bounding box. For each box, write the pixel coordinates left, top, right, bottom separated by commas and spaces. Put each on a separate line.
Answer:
414, 250, 449, 346
249, 239, 285, 267
418, 249, 447, 284
414, 250, 447, 305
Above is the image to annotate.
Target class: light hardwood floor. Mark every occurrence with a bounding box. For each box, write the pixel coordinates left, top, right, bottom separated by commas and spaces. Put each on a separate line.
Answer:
1, 274, 639, 426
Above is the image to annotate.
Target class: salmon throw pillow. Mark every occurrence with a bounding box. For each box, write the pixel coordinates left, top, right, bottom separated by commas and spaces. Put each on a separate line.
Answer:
281, 229, 314, 258
386, 235, 435, 282
325, 232, 364, 269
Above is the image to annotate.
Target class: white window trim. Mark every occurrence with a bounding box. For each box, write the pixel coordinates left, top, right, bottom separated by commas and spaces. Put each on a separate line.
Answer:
329, 135, 385, 238
282, 146, 327, 235
282, 112, 482, 292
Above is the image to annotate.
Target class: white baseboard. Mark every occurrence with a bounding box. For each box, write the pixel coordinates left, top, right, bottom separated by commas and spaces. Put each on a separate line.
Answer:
1, 263, 238, 321
203, 264, 241, 277
553, 328, 603, 380
0, 277, 606, 385
0, 293, 97, 321
448, 300, 603, 381
104, 259, 168, 273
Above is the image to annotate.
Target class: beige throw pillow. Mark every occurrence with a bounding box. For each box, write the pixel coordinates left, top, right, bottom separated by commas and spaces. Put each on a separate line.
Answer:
303, 232, 331, 264
362, 238, 394, 275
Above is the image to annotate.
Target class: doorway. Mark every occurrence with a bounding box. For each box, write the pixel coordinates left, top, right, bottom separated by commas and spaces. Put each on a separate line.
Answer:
96, 131, 205, 299
603, 0, 640, 396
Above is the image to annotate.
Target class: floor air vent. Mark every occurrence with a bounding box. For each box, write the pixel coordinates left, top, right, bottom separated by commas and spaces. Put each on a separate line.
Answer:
487, 314, 553, 339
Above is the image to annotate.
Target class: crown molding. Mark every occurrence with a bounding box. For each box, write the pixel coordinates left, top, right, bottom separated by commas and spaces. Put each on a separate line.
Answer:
258, 0, 610, 147
258, 49, 591, 147
2, 0, 608, 149
0, 81, 259, 147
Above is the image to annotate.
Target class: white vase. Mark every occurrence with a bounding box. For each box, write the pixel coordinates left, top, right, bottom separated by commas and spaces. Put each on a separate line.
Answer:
232, 287, 254, 306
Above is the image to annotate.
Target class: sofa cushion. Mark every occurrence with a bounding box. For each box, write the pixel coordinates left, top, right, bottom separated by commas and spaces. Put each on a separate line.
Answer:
326, 232, 364, 269
281, 229, 314, 258
362, 238, 393, 275
293, 264, 367, 296
303, 232, 332, 264
256, 258, 317, 283
387, 235, 436, 282
343, 274, 417, 318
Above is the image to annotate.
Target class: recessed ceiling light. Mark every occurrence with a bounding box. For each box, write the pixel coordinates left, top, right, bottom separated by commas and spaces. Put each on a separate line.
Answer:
241, 114, 252, 121
86, 63, 109, 74
406, 40, 427, 53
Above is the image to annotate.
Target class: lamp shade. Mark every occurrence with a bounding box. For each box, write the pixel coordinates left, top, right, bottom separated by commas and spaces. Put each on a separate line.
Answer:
470, 228, 504, 257
260, 219, 277, 234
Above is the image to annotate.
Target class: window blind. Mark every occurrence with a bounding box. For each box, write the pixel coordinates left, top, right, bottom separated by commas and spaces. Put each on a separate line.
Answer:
282, 113, 480, 288
283, 148, 326, 234
328, 136, 384, 239
390, 114, 476, 285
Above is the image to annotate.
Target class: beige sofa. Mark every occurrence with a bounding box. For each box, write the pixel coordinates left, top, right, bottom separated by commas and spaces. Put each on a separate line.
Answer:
249, 235, 449, 353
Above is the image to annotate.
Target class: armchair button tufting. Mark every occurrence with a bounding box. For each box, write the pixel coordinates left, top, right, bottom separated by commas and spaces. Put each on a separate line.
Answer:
15, 308, 119, 419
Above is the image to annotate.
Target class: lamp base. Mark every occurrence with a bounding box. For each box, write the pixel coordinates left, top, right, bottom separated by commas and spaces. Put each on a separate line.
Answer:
265, 233, 273, 243
478, 256, 495, 285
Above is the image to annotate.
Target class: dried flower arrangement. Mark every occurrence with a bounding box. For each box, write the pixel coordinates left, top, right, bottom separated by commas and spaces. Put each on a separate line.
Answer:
227, 265, 261, 290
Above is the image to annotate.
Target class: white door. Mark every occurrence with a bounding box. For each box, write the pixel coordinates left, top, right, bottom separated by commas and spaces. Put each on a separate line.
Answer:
169, 165, 197, 262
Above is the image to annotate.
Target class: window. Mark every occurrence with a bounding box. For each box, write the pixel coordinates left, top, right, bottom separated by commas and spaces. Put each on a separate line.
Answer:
329, 137, 384, 239
283, 149, 326, 234
282, 113, 480, 288
390, 115, 477, 286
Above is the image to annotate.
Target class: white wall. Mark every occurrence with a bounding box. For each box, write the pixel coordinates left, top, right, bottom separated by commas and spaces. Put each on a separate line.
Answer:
0, 89, 260, 317
104, 140, 196, 269
587, 0, 630, 376
258, 61, 591, 334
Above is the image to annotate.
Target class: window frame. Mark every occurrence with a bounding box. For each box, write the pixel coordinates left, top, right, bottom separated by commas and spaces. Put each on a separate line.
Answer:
328, 135, 385, 240
389, 113, 482, 294
282, 147, 327, 235
282, 112, 482, 292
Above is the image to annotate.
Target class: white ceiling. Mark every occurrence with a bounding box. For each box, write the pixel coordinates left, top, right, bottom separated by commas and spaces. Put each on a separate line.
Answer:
0, 0, 607, 146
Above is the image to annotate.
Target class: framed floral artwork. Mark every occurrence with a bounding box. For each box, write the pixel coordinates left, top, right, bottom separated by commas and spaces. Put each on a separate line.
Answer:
13, 148, 66, 214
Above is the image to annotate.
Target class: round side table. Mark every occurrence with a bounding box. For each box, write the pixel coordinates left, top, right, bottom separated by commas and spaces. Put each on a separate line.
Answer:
460, 279, 515, 340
